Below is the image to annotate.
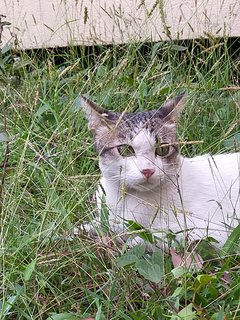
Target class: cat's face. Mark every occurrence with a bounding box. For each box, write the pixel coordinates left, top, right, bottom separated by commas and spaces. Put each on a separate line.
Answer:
81, 94, 185, 191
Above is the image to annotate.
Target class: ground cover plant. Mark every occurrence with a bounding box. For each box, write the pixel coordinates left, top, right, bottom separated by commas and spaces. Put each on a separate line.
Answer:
0, 34, 240, 319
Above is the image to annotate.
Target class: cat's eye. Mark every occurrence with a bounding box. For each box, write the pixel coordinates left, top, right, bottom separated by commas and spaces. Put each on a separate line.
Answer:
117, 144, 135, 157
155, 143, 170, 157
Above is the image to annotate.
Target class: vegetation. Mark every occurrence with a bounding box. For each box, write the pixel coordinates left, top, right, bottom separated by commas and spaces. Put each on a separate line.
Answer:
0, 22, 239, 319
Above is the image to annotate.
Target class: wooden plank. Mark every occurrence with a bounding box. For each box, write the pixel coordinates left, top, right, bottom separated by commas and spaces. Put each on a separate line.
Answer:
1, 0, 240, 49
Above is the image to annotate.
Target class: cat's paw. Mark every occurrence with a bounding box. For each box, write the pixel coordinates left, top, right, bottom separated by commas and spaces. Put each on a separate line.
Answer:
78, 219, 101, 237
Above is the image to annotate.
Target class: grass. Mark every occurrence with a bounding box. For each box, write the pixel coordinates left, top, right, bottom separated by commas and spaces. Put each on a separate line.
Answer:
0, 37, 240, 319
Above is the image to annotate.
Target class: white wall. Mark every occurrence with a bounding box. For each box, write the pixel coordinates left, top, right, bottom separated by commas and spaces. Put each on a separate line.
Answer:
1, 0, 240, 49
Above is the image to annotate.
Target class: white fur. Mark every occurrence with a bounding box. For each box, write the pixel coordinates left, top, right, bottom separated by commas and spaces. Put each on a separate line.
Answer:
81, 95, 239, 246
98, 130, 239, 246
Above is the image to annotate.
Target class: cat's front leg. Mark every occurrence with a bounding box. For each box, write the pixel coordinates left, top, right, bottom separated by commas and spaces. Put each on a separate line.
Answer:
83, 182, 151, 248
80, 217, 101, 236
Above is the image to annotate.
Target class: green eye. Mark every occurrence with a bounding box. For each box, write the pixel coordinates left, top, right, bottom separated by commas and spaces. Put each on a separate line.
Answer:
117, 144, 135, 157
155, 141, 170, 156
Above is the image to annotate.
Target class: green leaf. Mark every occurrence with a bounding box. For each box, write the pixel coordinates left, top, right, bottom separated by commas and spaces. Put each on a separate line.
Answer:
171, 287, 183, 298
171, 266, 187, 278
194, 274, 216, 292
128, 243, 146, 258
177, 303, 196, 319
0, 21, 11, 27
139, 81, 148, 98
135, 259, 151, 278
95, 298, 106, 320
151, 249, 164, 267
135, 259, 163, 283
1, 42, 12, 55
71, 96, 82, 112
211, 303, 225, 320
116, 253, 139, 267
130, 311, 148, 320
0, 295, 18, 316
126, 220, 155, 243
116, 310, 133, 320
196, 274, 215, 286
223, 132, 240, 147
34, 104, 51, 117
147, 264, 163, 283
35, 100, 58, 124
46, 313, 79, 320
171, 303, 196, 320
221, 224, 240, 257
0, 285, 24, 316
13, 59, 34, 70
151, 42, 161, 60
96, 65, 108, 78
158, 86, 171, 95
171, 44, 187, 51
23, 259, 37, 282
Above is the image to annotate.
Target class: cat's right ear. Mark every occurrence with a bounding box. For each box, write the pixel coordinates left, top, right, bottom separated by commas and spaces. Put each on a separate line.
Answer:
160, 92, 186, 122
80, 95, 117, 133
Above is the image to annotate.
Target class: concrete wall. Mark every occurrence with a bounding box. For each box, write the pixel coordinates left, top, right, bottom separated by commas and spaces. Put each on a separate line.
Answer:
1, 0, 240, 49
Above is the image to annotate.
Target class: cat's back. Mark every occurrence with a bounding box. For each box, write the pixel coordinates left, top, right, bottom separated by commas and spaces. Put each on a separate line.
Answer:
185, 152, 239, 179
180, 152, 239, 214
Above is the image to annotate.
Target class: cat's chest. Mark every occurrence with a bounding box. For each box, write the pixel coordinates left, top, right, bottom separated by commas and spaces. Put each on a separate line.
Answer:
99, 177, 173, 227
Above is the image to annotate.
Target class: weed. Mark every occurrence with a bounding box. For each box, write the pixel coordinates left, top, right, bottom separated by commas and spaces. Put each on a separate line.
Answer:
0, 29, 239, 319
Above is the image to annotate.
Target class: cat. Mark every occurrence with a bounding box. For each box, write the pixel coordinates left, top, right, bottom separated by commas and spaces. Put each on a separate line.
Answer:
81, 93, 240, 247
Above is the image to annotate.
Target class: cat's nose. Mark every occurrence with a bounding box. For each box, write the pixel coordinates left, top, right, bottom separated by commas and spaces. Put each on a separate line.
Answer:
141, 168, 155, 179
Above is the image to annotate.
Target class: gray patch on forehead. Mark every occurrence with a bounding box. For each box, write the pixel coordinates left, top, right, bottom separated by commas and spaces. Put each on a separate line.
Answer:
122, 110, 156, 124
119, 110, 167, 137
102, 106, 170, 132
121, 105, 171, 122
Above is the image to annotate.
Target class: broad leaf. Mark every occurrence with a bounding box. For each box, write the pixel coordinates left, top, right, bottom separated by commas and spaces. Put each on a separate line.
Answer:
126, 220, 155, 243
171, 266, 187, 278
136, 259, 163, 283
171, 303, 196, 320
128, 243, 146, 258
116, 254, 139, 267
177, 303, 196, 319
23, 259, 37, 282
146, 264, 163, 283
135, 259, 151, 279
1, 43, 12, 54
221, 224, 240, 257
151, 249, 164, 267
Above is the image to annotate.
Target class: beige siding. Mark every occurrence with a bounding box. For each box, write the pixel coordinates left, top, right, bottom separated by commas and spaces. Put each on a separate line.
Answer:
1, 0, 240, 49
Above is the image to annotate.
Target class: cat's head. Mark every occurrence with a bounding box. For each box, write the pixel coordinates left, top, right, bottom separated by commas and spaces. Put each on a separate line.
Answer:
81, 94, 185, 191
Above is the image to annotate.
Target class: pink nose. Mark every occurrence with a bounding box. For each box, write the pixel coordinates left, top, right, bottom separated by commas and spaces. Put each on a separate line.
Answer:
141, 168, 155, 179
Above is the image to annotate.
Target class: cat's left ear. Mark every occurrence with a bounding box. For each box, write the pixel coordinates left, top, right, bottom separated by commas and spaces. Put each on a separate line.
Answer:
80, 95, 118, 132
160, 92, 186, 121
